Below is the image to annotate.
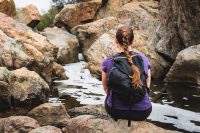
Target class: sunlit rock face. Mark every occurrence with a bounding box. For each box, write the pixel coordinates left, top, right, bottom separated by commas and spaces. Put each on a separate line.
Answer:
15, 4, 41, 28
54, 0, 102, 29
0, 0, 16, 17
0, 12, 67, 83
148, 0, 200, 60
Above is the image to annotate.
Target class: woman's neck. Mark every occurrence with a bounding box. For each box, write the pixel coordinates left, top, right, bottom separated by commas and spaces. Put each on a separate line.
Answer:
116, 46, 132, 53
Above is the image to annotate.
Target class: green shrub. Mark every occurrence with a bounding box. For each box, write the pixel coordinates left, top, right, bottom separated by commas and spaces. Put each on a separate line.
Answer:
36, 6, 59, 31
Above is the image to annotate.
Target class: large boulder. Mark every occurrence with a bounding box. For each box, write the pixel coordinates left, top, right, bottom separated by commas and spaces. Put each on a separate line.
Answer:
148, 0, 200, 60
27, 103, 70, 127
15, 4, 41, 28
117, 1, 159, 36
0, 12, 57, 83
86, 33, 115, 76
165, 44, 200, 85
41, 27, 79, 64
85, 1, 169, 78
0, 116, 40, 133
63, 105, 177, 133
117, 1, 169, 78
71, 16, 117, 50
54, 0, 102, 29
63, 115, 177, 133
0, 29, 32, 70
8, 68, 50, 102
0, 0, 16, 17
29, 126, 62, 133
0, 67, 50, 110
86, 32, 169, 79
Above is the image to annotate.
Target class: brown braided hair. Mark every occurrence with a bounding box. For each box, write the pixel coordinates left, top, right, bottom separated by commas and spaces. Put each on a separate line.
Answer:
116, 26, 143, 89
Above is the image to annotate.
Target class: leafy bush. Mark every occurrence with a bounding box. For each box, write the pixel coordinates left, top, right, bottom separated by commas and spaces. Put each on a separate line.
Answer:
36, 6, 59, 31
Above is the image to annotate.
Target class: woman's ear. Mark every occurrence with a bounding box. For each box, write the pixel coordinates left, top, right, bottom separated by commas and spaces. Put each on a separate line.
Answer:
114, 38, 119, 46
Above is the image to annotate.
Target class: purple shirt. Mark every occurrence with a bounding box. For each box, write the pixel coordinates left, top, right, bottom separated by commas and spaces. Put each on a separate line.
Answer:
102, 51, 152, 111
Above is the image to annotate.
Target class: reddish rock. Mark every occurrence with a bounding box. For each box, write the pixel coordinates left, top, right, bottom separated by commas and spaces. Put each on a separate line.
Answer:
54, 0, 102, 29
0, 0, 16, 17
15, 4, 41, 28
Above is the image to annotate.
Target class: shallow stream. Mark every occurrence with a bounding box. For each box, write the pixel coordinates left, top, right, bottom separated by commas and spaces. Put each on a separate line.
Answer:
51, 62, 200, 133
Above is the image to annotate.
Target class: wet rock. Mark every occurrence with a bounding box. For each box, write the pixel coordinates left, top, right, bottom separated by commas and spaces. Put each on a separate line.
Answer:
53, 62, 68, 80
148, 0, 200, 60
29, 126, 62, 133
41, 27, 79, 64
0, 116, 40, 133
71, 16, 117, 50
27, 103, 70, 127
165, 44, 200, 85
0, 0, 16, 17
0, 12, 56, 83
15, 4, 41, 28
54, 0, 102, 29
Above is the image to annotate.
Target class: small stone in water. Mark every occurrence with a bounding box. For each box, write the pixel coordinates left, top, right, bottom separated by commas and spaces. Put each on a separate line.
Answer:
183, 97, 188, 101
95, 97, 101, 100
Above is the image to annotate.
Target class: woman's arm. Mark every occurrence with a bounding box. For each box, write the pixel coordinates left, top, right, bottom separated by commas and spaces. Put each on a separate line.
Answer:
146, 69, 151, 88
102, 71, 109, 95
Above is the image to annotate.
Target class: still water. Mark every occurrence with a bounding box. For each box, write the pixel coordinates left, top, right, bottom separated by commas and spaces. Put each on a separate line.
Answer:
52, 62, 200, 133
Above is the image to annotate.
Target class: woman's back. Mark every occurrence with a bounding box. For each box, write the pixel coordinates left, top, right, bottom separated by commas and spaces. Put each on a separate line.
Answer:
102, 51, 151, 111
101, 26, 152, 123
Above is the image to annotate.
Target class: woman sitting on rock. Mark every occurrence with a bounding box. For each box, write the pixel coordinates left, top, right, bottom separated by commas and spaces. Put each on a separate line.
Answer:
101, 26, 152, 126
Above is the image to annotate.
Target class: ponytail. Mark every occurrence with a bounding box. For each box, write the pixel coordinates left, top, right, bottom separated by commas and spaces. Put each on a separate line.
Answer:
116, 26, 142, 89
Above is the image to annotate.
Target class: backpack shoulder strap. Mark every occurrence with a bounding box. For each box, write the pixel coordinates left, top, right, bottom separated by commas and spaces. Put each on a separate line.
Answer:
112, 53, 133, 77
113, 52, 139, 60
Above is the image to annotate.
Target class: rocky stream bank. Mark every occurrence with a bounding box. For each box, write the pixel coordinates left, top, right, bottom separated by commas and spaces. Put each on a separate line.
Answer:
0, 0, 200, 132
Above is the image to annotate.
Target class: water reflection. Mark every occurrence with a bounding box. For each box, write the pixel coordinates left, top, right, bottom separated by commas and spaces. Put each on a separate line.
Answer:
164, 83, 200, 112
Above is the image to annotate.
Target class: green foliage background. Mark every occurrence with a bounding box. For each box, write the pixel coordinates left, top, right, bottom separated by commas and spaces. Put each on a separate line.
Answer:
36, 6, 59, 31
